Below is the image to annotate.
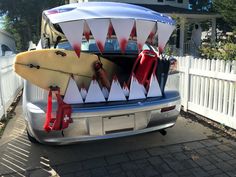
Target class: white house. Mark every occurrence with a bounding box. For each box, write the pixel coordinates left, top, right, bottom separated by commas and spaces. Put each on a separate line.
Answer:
0, 29, 16, 56
68, 0, 220, 56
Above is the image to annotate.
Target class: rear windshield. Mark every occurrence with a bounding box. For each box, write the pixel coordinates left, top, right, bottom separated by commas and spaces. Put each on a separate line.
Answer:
57, 39, 152, 54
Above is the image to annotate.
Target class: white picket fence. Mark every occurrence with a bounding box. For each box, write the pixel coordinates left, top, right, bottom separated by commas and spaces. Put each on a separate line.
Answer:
177, 56, 236, 129
0, 55, 23, 120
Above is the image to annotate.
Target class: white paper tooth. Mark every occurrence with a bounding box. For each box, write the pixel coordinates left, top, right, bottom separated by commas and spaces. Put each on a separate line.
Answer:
80, 87, 87, 100
111, 19, 134, 53
63, 77, 83, 104
129, 75, 146, 100
59, 20, 84, 57
147, 74, 162, 97
123, 82, 129, 97
157, 22, 175, 53
149, 23, 157, 44
136, 20, 156, 51
140, 84, 147, 95
108, 77, 126, 101
102, 87, 109, 99
86, 19, 110, 52
85, 79, 106, 103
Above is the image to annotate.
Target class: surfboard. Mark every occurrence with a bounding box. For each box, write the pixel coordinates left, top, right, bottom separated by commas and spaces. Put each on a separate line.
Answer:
14, 49, 119, 95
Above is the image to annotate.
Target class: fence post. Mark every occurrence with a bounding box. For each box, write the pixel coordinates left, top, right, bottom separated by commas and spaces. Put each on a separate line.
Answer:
183, 55, 191, 111
0, 63, 6, 120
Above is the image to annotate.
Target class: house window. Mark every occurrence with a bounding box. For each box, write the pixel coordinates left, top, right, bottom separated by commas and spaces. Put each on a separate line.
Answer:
177, 0, 183, 3
157, 0, 164, 2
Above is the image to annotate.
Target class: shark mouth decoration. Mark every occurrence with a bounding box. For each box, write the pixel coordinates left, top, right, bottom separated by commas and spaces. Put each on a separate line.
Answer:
63, 74, 162, 104
45, 3, 175, 56
44, 3, 175, 104
58, 18, 175, 56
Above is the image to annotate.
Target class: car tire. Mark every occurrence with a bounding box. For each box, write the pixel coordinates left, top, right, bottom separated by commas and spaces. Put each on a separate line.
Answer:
27, 130, 39, 144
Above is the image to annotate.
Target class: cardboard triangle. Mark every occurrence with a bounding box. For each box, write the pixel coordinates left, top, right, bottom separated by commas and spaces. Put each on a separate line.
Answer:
86, 19, 110, 52
140, 84, 147, 95
147, 74, 162, 97
108, 77, 126, 101
148, 24, 157, 44
102, 87, 109, 99
83, 21, 91, 41
63, 77, 83, 104
136, 20, 156, 51
85, 79, 106, 103
59, 20, 84, 57
157, 22, 175, 53
129, 75, 146, 100
123, 82, 129, 97
111, 19, 134, 53
80, 86, 87, 100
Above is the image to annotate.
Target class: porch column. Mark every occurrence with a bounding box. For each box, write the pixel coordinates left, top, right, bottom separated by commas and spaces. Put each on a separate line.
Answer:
179, 18, 186, 56
211, 18, 216, 44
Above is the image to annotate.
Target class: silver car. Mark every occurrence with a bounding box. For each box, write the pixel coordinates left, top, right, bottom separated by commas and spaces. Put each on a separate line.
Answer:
23, 2, 180, 145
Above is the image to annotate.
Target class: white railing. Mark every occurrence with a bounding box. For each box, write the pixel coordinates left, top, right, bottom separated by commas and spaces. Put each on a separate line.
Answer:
177, 56, 236, 129
0, 55, 23, 120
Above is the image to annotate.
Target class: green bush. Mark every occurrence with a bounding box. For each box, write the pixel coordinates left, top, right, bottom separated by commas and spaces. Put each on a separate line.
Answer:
200, 32, 236, 60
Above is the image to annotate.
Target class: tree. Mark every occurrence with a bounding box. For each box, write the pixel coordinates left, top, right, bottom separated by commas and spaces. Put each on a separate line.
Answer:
0, 0, 64, 51
190, 0, 213, 11
213, 0, 236, 31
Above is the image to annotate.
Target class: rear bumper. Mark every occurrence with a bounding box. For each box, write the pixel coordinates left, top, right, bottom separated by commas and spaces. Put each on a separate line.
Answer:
24, 91, 181, 145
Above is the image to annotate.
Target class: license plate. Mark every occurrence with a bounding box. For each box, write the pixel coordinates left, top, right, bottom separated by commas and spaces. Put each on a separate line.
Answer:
103, 114, 135, 134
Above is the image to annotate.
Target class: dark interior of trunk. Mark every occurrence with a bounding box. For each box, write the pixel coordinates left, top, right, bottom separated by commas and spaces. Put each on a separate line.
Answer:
98, 53, 138, 85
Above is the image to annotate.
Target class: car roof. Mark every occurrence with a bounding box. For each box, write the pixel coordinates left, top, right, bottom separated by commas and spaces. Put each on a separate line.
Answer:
44, 2, 175, 25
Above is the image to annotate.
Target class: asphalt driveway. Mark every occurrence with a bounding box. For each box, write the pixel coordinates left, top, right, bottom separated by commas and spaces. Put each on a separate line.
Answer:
0, 101, 236, 177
